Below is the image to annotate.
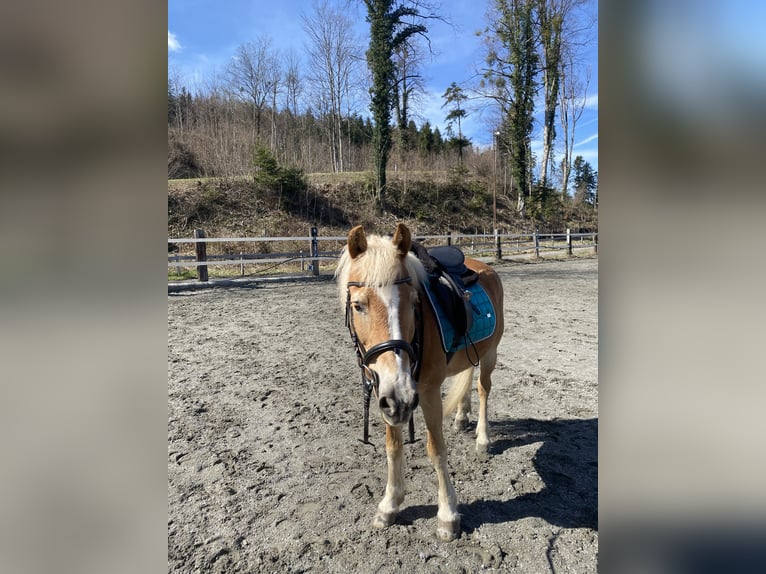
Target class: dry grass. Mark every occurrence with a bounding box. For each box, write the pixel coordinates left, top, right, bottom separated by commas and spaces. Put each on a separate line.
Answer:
168, 170, 597, 243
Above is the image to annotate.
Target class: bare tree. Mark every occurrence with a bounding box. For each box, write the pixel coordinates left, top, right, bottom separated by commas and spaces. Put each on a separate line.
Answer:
302, 0, 363, 173
269, 60, 283, 152
168, 66, 193, 135
481, 0, 538, 217
226, 37, 281, 144
282, 50, 304, 165
559, 53, 590, 198
537, 0, 594, 189
536, 0, 563, 188
283, 50, 303, 117
393, 39, 426, 156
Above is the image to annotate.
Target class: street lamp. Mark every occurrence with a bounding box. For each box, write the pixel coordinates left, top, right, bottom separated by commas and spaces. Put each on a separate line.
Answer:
492, 131, 500, 233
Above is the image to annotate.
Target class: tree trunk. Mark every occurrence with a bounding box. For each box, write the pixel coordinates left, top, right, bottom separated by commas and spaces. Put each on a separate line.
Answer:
537, 4, 562, 188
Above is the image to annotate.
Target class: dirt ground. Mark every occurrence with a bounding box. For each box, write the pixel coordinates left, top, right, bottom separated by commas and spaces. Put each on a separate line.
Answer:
168, 256, 598, 573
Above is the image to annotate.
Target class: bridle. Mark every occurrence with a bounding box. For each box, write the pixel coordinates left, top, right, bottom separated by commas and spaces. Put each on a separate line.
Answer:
345, 276, 422, 444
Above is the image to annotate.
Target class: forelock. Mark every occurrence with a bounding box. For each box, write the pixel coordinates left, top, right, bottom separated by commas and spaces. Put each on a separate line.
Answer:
335, 233, 425, 310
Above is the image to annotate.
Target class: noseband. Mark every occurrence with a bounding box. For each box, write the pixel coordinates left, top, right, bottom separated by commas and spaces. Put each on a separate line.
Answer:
345, 277, 421, 444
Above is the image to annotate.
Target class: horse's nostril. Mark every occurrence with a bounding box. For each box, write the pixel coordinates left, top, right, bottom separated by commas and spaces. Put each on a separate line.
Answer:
378, 396, 392, 413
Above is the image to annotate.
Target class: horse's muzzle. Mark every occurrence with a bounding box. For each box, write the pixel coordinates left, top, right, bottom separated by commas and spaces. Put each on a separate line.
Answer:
378, 389, 419, 427
366, 342, 419, 427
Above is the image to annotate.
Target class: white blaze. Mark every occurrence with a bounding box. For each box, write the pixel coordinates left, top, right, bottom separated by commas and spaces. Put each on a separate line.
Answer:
377, 285, 404, 370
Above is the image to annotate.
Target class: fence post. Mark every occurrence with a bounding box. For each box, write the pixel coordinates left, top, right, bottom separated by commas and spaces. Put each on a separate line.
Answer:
534, 228, 540, 259
310, 226, 319, 276
194, 228, 208, 282
495, 228, 502, 260
447, 231, 452, 246
593, 233, 598, 254
566, 228, 572, 256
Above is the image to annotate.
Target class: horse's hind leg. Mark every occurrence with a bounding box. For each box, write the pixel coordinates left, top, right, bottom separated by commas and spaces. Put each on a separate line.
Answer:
420, 385, 461, 541
452, 367, 475, 430
456, 388, 471, 429
373, 424, 405, 529
476, 347, 497, 458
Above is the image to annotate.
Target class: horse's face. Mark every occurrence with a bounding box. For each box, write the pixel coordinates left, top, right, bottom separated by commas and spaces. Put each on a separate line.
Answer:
345, 224, 420, 427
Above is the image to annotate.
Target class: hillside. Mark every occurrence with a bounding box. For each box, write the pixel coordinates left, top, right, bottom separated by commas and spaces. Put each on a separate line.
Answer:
167, 170, 597, 243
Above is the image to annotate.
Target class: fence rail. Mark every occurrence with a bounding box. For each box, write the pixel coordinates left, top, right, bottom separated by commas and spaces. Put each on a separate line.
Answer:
168, 228, 597, 282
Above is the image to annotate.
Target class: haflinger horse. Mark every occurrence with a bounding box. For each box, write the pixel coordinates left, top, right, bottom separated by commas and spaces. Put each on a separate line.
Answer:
336, 223, 504, 541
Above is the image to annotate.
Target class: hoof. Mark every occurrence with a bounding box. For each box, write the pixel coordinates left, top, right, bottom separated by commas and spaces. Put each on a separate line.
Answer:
437, 516, 461, 541
476, 439, 490, 460
373, 511, 397, 529
454, 416, 469, 431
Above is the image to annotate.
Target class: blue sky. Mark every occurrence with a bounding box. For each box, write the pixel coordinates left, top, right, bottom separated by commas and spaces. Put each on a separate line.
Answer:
168, 0, 598, 172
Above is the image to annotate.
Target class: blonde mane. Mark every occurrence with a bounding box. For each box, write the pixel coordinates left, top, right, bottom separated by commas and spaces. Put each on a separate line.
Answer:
335, 233, 426, 309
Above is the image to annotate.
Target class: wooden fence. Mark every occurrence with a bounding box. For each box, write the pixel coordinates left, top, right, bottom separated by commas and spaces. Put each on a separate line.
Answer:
168, 227, 598, 282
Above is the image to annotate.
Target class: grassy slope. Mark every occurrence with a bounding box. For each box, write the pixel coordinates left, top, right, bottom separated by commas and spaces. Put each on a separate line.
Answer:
167, 171, 597, 280
168, 170, 531, 243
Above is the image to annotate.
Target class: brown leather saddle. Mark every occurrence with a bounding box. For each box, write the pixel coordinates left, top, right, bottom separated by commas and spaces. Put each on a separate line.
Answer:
411, 241, 478, 350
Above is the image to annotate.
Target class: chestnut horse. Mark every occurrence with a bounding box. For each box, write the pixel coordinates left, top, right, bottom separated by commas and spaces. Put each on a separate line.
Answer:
336, 223, 504, 541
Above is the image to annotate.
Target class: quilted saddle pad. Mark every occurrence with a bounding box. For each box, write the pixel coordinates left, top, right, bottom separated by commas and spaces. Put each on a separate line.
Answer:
422, 280, 497, 354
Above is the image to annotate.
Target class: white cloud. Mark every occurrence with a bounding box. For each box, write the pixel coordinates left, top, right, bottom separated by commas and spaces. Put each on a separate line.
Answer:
168, 31, 181, 53
583, 93, 598, 109
575, 132, 599, 147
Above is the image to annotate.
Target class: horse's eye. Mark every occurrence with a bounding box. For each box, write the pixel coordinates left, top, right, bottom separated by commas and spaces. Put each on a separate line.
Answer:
352, 302, 365, 314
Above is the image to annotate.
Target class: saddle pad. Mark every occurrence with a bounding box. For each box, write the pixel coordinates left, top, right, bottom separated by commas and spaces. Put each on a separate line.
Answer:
422, 280, 497, 354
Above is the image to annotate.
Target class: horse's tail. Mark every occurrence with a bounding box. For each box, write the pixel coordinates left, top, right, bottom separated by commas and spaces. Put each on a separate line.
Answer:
443, 366, 475, 416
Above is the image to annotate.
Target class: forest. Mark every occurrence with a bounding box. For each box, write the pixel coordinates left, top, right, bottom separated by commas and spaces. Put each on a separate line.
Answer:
168, 0, 597, 234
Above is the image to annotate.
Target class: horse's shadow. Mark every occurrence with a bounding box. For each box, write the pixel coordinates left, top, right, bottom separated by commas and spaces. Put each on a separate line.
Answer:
400, 417, 598, 532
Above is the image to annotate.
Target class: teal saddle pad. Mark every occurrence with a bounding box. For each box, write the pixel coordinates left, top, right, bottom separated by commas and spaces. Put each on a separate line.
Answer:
422, 280, 497, 354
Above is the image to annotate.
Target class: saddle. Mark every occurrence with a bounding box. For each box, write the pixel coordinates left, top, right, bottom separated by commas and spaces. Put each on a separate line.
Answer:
411, 241, 478, 350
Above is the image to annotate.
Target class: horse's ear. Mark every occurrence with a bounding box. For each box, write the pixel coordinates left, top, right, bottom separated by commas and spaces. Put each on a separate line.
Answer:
347, 225, 367, 259
392, 223, 411, 258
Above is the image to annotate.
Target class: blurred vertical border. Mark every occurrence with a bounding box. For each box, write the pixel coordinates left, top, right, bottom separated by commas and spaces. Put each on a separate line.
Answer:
0, 2, 167, 573
600, 0, 766, 571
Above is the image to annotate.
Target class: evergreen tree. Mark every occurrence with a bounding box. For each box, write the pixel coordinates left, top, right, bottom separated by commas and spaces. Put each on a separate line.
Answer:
432, 126, 444, 154
405, 119, 418, 151
168, 82, 193, 131
537, 0, 563, 187
364, 0, 427, 207
572, 155, 597, 206
441, 82, 470, 164
484, 0, 538, 218
417, 120, 434, 156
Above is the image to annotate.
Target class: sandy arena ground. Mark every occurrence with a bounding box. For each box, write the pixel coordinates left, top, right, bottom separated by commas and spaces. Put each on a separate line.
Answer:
168, 256, 598, 573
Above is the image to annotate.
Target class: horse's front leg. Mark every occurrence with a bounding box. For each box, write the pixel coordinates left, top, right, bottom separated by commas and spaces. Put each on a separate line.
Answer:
420, 386, 461, 541
373, 423, 405, 529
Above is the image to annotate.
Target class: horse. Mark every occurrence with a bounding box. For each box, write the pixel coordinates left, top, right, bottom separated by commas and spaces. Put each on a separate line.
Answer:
335, 223, 504, 541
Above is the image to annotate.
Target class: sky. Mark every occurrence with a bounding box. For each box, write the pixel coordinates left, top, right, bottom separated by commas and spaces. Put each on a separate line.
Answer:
168, 0, 598, 172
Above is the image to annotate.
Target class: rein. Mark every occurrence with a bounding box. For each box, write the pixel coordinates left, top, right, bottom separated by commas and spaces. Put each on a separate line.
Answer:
345, 277, 421, 445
